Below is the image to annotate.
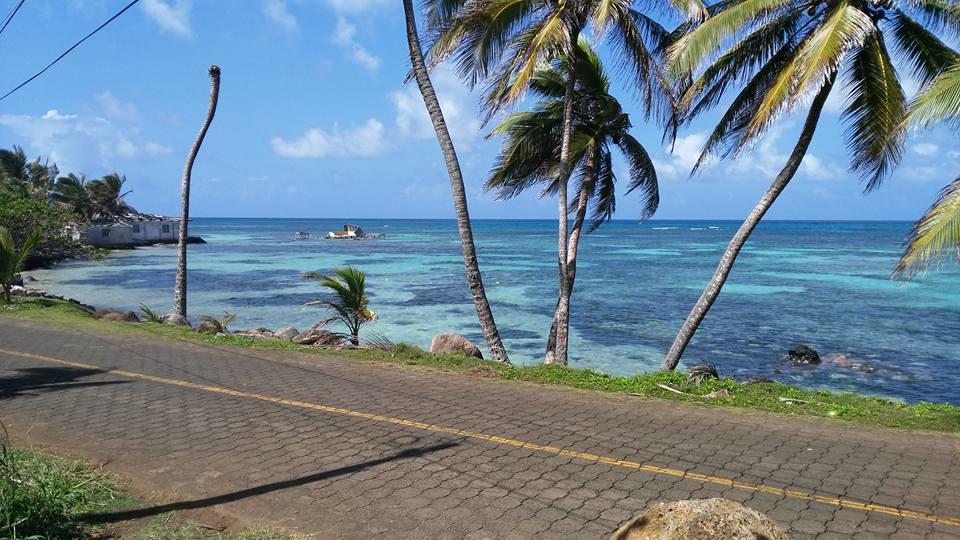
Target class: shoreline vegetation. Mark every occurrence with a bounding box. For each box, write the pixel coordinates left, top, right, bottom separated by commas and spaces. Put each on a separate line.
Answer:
4, 296, 958, 434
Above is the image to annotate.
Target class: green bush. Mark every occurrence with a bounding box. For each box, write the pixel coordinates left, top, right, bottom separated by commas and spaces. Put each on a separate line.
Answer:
0, 196, 85, 268
0, 432, 123, 538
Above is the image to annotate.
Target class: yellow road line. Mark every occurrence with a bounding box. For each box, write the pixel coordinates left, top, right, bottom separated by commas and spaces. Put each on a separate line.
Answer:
3, 346, 958, 528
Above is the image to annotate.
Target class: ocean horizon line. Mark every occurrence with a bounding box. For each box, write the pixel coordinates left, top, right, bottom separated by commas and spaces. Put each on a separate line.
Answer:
184, 217, 916, 224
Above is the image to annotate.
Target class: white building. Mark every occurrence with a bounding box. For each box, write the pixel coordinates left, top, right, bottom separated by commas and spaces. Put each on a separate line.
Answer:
82, 214, 181, 248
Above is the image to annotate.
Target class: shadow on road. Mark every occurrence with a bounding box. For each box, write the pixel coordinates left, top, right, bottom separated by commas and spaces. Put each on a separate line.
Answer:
78, 439, 462, 525
0, 366, 129, 400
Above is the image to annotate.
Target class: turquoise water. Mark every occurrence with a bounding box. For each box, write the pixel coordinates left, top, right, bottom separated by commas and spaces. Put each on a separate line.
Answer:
24, 219, 960, 404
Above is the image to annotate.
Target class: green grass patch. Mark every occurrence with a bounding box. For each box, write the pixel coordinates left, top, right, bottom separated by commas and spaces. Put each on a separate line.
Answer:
4, 297, 960, 433
0, 430, 303, 539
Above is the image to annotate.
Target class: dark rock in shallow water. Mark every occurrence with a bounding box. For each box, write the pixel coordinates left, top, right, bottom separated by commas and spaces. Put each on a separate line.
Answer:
787, 345, 820, 365
187, 236, 207, 244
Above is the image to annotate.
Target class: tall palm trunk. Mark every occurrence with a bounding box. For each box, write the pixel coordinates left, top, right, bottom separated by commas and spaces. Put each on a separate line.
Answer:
545, 148, 594, 362
544, 57, 580, 365
174, 65, 220, 318
402, 0, 509, 363
661, 76, 835, 371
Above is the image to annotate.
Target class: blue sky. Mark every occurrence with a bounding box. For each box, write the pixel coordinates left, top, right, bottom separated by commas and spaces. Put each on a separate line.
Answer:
0, 0, 956, 220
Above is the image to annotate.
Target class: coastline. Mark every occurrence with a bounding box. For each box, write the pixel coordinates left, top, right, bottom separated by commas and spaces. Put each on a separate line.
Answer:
4, 295, 958, 433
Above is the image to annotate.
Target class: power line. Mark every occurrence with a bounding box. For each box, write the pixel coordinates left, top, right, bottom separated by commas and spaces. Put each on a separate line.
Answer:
0, 0, 141, 103
0, 0, 26, 38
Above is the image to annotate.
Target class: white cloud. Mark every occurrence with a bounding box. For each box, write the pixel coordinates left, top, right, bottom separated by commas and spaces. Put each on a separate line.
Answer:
0, 108, 171, 172
331, 17, 381, 71
390, 65, 481, 147
801, 154, 841, 180
324, 0, 389, 14
141, 0, 191, 37
263, 0, 298, 33
271, 118, 387, 158
97, 92, 139, 123
912, 142, 939, 156
655, 132, 709, 179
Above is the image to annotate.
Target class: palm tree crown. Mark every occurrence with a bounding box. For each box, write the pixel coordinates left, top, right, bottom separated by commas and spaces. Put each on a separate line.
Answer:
487, 39, 658, 228
672, 0, 958, 188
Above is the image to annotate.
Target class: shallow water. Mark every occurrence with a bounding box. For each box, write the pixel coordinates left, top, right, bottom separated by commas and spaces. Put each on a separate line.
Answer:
25, 219, 960, 404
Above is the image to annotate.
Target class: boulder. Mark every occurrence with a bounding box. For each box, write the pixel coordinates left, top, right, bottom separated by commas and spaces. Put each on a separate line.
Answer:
12, 274, 22, 287
232, 328, 273, 340
197, 320, 219, 334
97, 308, 139, 322
429, 332, 483, 359
275, 326, 300, 341
292, 327, 340, 346
786, 345, 820, 365
612, 498, 789, 540
161, 313, 192, 328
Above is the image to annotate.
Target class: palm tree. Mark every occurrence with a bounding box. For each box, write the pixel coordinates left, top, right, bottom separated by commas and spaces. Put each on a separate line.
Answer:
895, 60, 960, 278
303, 266, 378, 346
427, 0, 704, 365
486, 39, 659, 360
51, 173, 94, 221
661, 0, 960, 370
85, 174, 132, 219
175, 65, 221, 319
0, 146, 57, 200
0, 226, 41, 303
403, 0, 510, 363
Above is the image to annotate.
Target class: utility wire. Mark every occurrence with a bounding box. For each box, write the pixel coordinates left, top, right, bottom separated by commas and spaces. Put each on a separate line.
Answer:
0, 0, 26, 38
0, 0, 141, 103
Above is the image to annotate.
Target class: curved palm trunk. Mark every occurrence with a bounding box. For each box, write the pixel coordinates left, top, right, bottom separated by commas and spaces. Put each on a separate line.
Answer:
174, 65, 220, 318
402, 0, 509, 363
661, 77, 835, 371
545, 149, 594, 362
544, 59, 580, 366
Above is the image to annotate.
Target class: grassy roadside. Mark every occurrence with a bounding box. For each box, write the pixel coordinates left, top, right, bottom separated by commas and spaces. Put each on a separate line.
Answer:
3, 297, 959, 433
0, 435, 302, 539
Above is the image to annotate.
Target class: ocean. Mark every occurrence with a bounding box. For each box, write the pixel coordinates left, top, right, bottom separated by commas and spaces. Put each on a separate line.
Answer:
23, 218, 960, 405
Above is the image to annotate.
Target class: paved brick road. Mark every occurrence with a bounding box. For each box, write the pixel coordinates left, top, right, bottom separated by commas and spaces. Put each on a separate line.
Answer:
1, 317, 958, 539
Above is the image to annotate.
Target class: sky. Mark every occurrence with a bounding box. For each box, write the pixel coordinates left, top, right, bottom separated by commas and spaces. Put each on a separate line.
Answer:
0, 0, 956, 221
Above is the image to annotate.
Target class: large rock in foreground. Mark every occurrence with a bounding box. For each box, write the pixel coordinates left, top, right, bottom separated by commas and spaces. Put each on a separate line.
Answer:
161, 313, 192, 329
275, 326, 300, 342
429, 332, 483, 359
612, 498, 788, 540
97, 308, 139, 322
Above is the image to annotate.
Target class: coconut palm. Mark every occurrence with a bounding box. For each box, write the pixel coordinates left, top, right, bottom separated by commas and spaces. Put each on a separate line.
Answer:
427, 0, 705, 365
895, 60, 960, 278
487, 39, 658, 359
661, 0, 960, 370
403, 0, 510, 363
303, 266, 378, 346
85, 174, 133, 219
0, 146, 58, 200
51, 173, 95, 221
0, 226, 41, 303
175, 65, 221, 319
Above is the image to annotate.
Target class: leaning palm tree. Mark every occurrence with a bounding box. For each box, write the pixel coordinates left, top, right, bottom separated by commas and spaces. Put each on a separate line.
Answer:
403, 0, 510, 362
86, 174, 132, 219
174, 65, 221, 319
661, 0, 960, 370
0, 226, 41, 303
0, 146, 57, 200
895, 60, 960, 278
303, 266, 377, 346
51, 173, 94, 221
427, 0, 705, 365
487, 39, 659, 362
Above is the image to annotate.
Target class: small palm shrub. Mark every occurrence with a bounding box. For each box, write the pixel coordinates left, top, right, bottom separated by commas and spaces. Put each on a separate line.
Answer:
687, 363, 720, 387
138, 303, 163, 323
0, 226, 41, 303
303, 266, 377, 346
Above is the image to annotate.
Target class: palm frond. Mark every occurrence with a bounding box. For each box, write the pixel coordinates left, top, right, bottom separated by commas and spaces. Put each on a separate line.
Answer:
842, 31, 906, 192
618, 133, 659, 221
894, 176, 960, 278
888, 10, 959, 86
907, 60, 960, 128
